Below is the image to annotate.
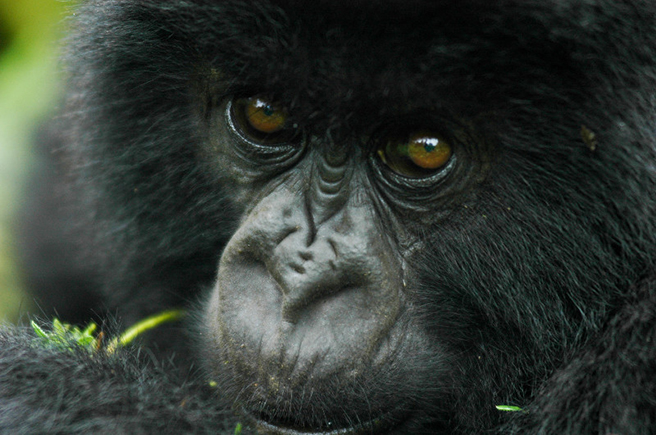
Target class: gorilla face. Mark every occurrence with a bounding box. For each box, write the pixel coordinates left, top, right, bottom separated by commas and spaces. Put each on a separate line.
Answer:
202, 96, 471, 431
57, 0, 656, 434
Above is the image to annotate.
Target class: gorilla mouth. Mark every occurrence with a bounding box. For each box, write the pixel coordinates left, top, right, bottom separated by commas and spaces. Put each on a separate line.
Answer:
241, 407, 403, 435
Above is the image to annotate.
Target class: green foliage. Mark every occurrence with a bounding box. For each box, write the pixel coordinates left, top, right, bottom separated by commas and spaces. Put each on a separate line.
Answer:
234, 422, 243, 435
31, 319, 98, 352
31, 309, 186, 354
0, 0, 77, 323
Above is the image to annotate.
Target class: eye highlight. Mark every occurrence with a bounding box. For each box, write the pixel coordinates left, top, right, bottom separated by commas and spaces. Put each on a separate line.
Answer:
230, 96, 299, 145
377, 130, 453, 178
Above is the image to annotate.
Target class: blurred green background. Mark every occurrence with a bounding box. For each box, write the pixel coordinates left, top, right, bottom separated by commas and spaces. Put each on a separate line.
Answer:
0, 0, 75, 322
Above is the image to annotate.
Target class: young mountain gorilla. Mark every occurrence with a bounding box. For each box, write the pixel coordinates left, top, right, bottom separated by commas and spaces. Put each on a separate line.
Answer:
2, 0, 656, 433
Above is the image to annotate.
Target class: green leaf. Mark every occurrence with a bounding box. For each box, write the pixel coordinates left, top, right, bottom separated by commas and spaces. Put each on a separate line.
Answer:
30, 321, 47, 338
31, 319, 98, 352
496, 405, 525, 412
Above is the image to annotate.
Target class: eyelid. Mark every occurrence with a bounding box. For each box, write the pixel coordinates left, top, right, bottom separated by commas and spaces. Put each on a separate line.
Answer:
223, 98, 307, 175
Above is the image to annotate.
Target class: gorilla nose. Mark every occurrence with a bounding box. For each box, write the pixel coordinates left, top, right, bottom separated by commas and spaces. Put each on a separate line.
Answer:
272, 235, 354, 321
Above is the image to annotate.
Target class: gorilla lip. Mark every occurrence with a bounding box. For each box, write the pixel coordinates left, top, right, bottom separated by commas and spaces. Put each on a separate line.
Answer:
241, 406, 404, 435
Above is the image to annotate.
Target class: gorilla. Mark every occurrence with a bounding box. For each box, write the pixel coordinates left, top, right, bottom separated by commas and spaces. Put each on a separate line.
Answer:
1, 0, 656, 434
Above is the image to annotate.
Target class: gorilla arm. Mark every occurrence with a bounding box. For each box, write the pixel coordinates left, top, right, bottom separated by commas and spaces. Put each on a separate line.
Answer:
0, 325, 238, 434
502, 275, 656, 434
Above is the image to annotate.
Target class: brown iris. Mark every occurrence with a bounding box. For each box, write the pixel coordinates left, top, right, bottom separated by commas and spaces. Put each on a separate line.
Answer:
231, 96, 298, 144
377, 130, 452, 178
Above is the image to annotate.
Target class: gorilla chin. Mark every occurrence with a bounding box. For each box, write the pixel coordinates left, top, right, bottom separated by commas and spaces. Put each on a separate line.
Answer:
244, 412, 398, 435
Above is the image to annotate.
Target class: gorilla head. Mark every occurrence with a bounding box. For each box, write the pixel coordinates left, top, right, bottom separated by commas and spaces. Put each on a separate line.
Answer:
13, 0, 656, 434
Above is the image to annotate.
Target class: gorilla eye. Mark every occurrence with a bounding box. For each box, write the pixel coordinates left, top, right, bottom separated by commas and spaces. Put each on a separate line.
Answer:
230, 96, 299, 145
376, 130, 453, 178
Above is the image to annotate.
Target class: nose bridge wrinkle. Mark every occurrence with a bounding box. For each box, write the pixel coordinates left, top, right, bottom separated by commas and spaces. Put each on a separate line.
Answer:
307, 150, 351, 233
320, 148, 348, 190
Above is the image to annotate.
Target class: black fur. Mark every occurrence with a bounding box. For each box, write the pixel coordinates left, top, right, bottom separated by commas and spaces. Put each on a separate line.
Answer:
0, 326, 236, 434
2, 0, 656, 433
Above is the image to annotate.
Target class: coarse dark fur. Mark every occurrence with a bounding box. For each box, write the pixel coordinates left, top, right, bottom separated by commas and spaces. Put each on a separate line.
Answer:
2, 0, 656, 433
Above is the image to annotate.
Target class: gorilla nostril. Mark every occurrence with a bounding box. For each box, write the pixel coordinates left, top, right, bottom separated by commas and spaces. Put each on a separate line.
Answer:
291, 263, 306, 274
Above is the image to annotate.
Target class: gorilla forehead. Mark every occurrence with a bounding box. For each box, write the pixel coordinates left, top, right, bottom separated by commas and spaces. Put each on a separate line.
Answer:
82, 0, 609, 127
197, 0, 583, 122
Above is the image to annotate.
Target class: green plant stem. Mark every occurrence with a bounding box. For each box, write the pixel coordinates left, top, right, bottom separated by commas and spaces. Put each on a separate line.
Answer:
106, 309, 186, 354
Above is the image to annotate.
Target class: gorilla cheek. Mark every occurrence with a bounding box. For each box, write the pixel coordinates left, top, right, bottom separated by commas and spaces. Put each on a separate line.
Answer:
205, 187, 405, 389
